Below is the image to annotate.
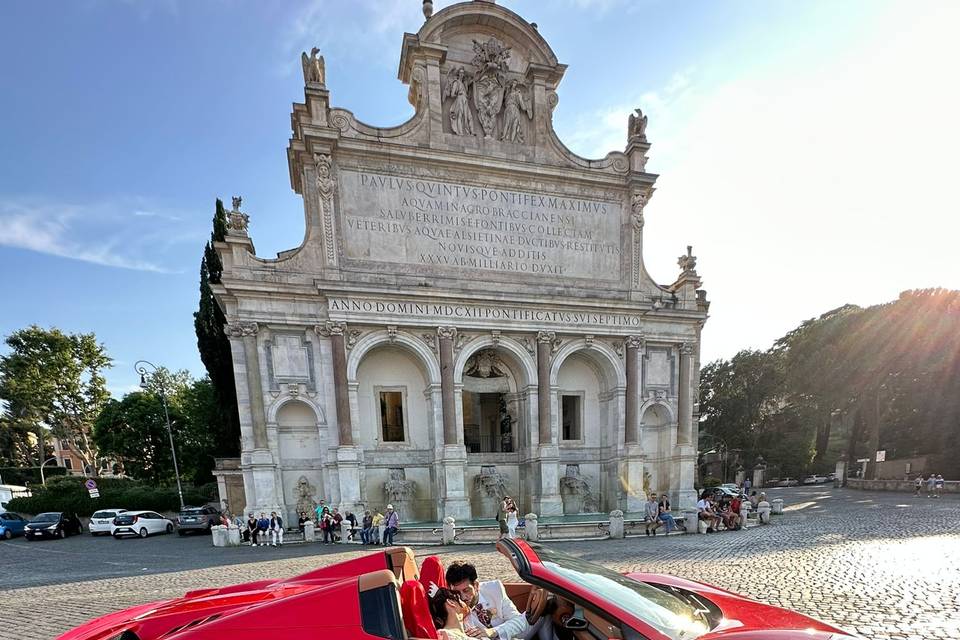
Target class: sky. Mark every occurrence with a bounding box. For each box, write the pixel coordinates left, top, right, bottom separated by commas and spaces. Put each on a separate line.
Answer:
1, 0, 958, 397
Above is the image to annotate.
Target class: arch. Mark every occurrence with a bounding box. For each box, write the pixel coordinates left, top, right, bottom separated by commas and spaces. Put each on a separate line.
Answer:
549, 339, 626, 390
453, 335, 537, 387
347, 330, 441, 384
639, 400, 675, 426
266, 394, 327, 425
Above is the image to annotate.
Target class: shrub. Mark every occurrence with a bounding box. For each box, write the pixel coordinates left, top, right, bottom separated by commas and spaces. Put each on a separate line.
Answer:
6, 480, 218, 516
0, 466, 67, 486
700, 476, 722, 488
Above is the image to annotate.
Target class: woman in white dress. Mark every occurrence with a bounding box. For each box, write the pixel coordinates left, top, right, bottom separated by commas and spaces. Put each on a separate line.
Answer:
503, 496, 519, 539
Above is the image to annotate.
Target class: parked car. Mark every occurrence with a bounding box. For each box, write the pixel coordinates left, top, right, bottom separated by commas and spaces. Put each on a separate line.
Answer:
111, 511, 175, 538
778, 477, 800, 487
711, 486, 745, 500
0, 511, 28, 539
176, 505, 221, 535
56, 540, 860, 640
24, 512, 83, 540
87, 508, 127, 536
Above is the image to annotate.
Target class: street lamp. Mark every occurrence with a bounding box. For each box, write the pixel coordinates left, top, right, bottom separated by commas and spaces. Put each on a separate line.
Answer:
135, 360, 185, 510
40, 457, 59, 486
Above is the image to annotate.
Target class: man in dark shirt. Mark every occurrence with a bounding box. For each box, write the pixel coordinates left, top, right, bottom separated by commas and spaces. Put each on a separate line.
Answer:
256, 512, 270, 547
360, 510, 373, 544
246, 513, 258, 547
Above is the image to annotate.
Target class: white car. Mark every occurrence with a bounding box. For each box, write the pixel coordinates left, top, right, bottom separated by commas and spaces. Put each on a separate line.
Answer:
111, 510, 175, 538
88, 508, 127, 535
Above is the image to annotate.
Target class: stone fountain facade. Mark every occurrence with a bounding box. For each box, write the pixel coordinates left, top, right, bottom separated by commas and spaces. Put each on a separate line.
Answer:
211, 1, 709, 524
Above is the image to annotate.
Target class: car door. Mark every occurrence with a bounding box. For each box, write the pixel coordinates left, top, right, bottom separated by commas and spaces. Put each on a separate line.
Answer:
12, 513, 27, 535
143, 512, 159, 534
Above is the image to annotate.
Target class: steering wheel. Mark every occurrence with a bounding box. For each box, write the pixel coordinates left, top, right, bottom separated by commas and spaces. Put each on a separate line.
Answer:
525, 587, 549, 625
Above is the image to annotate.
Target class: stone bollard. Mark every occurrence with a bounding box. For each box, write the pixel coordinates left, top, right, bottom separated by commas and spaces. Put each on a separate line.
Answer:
226, 525, 241, 546
211, 524, 228, 547
740, 502, 753, 527
442, 517, 456, 545
608, 510, 624, 539
757, 501, 771, 524
524, 514, 539, 542
304, 520, 315, 542
771, 498, 784, 515
681, 510, 698, 534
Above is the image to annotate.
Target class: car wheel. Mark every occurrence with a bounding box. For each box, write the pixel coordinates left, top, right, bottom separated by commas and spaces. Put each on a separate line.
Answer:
166, 523, 174, 534
59, 528, 66, 539
138, 527, 149, 538
3, 530, 11, 540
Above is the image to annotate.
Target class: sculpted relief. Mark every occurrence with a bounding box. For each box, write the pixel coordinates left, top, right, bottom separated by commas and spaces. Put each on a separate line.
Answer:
440, 37, 532, 143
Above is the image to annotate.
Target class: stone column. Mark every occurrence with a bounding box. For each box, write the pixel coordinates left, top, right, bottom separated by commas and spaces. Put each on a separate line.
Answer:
229, 322, 282, 516
533, 331, 562, 516
618, 335, 645, 512
624, 336, 643, 444
677, 343, 694, 445
316, 321, 360, 514
674, 343, 698, 509
536, 332, 553, 445
438, 326, 458, 445
437, 326, 470, 520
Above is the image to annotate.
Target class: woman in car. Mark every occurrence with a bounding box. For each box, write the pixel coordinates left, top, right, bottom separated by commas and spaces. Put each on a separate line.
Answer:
428, 586, 472, 640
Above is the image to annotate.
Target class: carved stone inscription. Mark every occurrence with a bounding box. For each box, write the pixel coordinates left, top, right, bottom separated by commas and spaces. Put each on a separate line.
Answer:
338, 169, 622, 281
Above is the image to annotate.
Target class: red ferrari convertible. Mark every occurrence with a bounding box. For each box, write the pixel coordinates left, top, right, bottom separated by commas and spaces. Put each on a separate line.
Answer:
58, 539, 859, 640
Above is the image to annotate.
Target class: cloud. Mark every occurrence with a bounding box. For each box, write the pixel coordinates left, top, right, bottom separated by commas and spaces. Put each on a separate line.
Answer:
0, 199, 198, 273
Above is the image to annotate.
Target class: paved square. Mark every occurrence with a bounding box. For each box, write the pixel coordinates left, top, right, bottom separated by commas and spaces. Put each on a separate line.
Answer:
2, 487, 957, 639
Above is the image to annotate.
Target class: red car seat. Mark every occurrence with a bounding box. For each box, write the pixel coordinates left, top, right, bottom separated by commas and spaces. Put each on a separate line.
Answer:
400, 579, 438, 639
419, 555, 447, 593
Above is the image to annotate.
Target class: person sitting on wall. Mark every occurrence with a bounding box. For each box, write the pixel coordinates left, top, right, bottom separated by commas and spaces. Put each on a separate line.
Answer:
696, 492, 722, 533
256, 512, 270, 547
361, 510, 374, 544
344, 510, 359, 541
644, 493, 662, 536
445, 561, 529, 640
658, 494, 679, 533
298, 511, 309, 534
331, 507, 344, 542
246, 513, 258, 547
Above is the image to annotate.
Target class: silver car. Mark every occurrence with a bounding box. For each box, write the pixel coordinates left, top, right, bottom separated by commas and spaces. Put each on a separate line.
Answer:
88, 508, 127, 536
176, 506, 221, 535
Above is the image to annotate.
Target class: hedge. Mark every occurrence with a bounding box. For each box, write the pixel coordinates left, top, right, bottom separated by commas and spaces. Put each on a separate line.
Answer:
0, 466, 67, 486
6, 477, 218, 516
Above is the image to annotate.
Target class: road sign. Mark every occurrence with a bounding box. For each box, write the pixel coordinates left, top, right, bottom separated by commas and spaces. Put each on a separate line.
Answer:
875, 450, 886, 462
85, 479, 97, 490
88, 489, 100, 498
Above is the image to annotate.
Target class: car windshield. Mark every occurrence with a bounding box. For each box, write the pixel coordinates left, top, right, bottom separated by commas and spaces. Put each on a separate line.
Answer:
33, 513, 60, 522
532, 546, 710, 640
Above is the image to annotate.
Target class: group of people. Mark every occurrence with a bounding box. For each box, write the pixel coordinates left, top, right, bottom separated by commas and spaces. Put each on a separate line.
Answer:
915, 473, 946, 497
696, 490, 746, 533
642, 493, 683, 535
234, 511, 285, 547
294, 501, 401, 545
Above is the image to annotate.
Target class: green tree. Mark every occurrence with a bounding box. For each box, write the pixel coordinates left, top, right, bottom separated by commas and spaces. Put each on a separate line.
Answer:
0, 327, 111, 473
193, 199, 240, 457
93, 393, 181, 485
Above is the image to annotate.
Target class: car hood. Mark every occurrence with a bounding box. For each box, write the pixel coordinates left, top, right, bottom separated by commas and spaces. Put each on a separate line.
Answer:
625, 573, 860, 638
26, 521, 58, 528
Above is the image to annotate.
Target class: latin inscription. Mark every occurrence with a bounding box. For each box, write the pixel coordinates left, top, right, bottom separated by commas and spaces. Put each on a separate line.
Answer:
338, 170, 622, 280
329, 297, 648, 328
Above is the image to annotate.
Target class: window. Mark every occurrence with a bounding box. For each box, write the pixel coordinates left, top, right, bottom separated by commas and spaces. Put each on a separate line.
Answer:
561, 394, 582, 441
62, 458, 73, 470
378, 390, 406, 442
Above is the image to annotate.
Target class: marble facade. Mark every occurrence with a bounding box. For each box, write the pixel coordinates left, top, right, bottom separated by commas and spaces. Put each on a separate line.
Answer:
212, 1, 709, 523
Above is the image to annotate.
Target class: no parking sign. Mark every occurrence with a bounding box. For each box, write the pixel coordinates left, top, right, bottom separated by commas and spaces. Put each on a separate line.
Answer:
85, 479, 99, 498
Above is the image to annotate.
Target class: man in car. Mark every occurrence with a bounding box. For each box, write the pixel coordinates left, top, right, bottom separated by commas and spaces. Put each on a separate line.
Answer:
445, 561, 529, 639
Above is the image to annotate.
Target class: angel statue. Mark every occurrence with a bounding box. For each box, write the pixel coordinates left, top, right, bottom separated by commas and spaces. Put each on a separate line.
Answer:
301, 47, 325, 85
500, 80, 533, 143
443, 66, 474, 136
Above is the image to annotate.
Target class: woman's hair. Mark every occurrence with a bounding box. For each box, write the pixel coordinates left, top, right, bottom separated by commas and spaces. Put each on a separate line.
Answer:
429, 587, 462, 629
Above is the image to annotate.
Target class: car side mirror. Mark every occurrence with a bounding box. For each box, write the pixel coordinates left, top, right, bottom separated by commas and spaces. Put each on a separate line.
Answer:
563, 615, 589, 631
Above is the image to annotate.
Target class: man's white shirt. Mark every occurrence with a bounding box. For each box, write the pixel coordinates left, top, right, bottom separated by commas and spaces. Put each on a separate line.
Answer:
464, 580, 529, 640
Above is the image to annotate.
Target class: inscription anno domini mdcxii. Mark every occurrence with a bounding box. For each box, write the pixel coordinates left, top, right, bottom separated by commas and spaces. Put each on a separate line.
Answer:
339, 169, 622, 280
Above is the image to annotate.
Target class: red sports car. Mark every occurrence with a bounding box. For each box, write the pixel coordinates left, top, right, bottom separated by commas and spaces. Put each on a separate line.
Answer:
58, 539, 859, 640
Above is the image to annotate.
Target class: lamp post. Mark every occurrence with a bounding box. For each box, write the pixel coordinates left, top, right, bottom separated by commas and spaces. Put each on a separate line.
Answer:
40, 457, 59, 486
135, 360, 185, 510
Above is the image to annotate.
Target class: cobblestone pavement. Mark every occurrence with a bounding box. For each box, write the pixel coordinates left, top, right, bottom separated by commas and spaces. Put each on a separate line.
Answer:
3, 487, 958, 639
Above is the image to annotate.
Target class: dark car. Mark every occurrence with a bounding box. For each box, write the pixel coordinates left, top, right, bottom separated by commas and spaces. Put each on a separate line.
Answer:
176, 505, 221, 535
24, 512, 83, 540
